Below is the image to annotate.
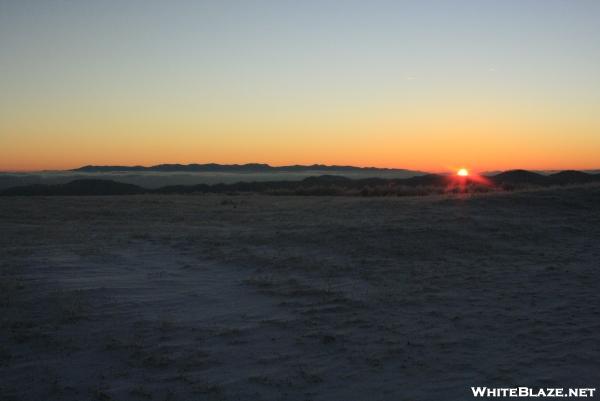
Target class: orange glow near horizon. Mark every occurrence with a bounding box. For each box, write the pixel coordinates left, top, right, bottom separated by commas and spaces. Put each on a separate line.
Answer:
2, 68, 600, 173
2, 96, 600, 173
2, 149, 600, 173
2, 120, 600, 173
3, 104, 600, 173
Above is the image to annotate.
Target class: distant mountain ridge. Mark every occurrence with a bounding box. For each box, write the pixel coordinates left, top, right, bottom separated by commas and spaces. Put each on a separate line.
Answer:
2, 170, 600, 196
71, 163, 423, 173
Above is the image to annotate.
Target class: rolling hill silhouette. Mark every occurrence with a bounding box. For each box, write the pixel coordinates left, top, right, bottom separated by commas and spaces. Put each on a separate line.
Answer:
548, 170, 598, 185
489, 169, 549, 185
1, 170, 599, 196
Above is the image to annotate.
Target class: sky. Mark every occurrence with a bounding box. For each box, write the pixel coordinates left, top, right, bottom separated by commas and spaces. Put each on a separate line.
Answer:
1, 0, 599, 172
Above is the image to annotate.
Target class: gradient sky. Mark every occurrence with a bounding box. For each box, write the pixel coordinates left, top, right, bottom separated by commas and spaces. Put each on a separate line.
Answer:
1, 0, 599, 172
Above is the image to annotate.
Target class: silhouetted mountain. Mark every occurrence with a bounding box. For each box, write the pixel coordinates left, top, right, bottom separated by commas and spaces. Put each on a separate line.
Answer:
2, 171, 599, 196
490, 170, 549, 185
401, 174, 450, 186
548, 170, 598, 185
71, 163, 423, 174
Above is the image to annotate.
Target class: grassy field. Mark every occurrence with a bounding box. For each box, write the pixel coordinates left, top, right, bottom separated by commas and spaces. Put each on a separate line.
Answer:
1, 187, 599, 400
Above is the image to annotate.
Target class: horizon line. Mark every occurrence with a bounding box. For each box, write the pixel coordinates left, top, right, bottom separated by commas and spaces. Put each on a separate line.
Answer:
2, 162, 600, 175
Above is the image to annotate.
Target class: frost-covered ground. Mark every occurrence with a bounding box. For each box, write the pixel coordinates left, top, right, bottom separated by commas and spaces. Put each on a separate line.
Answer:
1, 187, 599, 401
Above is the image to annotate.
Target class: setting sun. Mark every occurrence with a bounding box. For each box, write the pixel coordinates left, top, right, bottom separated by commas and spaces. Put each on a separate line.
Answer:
457, 168, 469, 177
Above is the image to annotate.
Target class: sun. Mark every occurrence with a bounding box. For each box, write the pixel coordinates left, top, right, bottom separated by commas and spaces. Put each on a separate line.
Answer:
457, 168, 469, 177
